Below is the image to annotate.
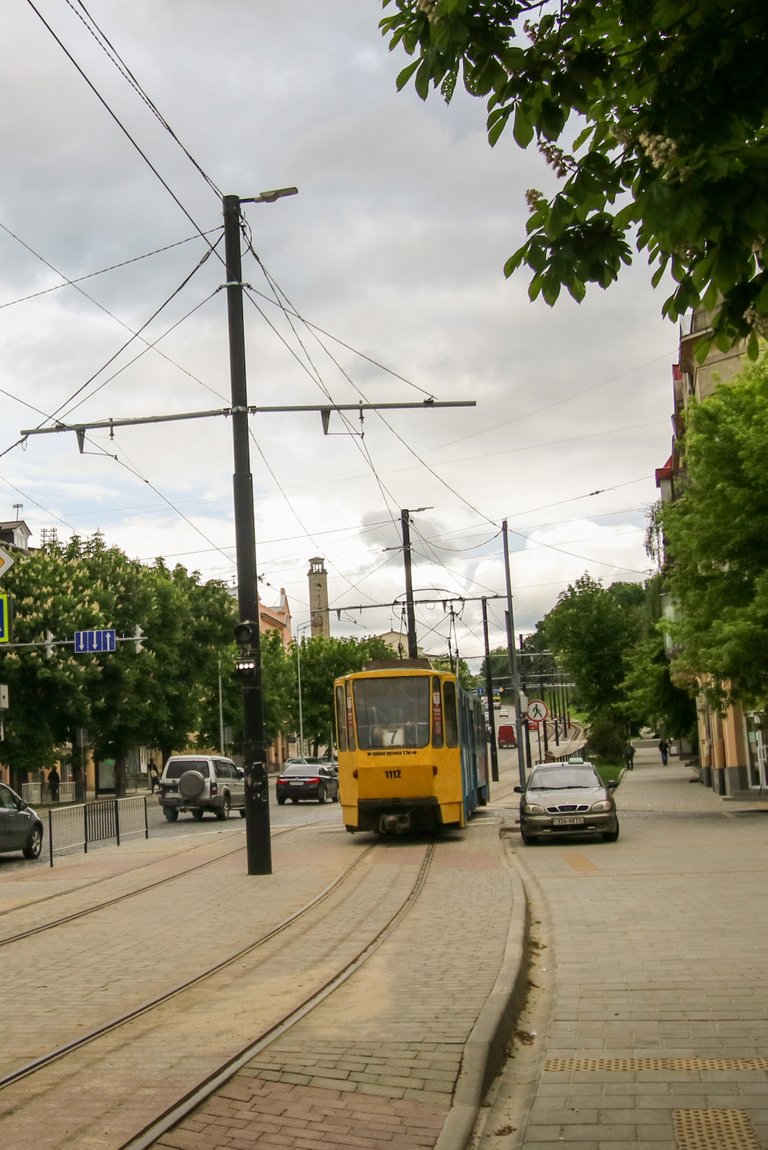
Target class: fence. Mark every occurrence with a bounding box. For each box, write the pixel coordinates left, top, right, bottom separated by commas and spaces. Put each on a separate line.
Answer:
21, 781, 76, 804
47, 795, 149, 867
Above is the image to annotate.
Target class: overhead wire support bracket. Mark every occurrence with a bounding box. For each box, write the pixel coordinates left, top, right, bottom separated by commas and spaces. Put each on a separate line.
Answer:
20, 398, 476, 447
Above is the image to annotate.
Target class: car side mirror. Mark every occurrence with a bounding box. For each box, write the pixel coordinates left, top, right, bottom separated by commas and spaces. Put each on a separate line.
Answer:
513, 785, 524, 793
606, 779, 618, 788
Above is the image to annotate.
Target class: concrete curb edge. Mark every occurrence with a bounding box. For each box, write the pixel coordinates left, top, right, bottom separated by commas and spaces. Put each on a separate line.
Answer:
435, 850, 531, 1150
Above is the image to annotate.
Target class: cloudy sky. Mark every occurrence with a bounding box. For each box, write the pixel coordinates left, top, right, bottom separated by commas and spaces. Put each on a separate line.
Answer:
0, 2, 678, 662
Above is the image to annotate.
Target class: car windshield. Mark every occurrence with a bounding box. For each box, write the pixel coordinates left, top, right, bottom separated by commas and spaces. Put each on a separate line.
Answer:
280, 764, 320, 778
528, 768, 601, 790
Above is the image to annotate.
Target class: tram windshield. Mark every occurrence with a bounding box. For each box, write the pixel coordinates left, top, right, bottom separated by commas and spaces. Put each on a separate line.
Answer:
353, 676, 431, 749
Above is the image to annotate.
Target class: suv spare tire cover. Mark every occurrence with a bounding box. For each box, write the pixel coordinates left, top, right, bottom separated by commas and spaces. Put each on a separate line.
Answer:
178, 770, 206, 800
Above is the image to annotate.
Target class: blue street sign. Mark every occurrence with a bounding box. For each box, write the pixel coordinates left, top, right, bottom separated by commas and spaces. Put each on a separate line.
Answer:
74, 629, 117, 653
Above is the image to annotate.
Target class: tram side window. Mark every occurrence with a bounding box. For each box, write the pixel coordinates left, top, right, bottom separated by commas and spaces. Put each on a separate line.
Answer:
335, 685, 348, 752
443, 681, 459, 747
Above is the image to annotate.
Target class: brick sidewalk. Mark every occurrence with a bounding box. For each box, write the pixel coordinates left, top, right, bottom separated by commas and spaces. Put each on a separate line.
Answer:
477, 744, 768, 1150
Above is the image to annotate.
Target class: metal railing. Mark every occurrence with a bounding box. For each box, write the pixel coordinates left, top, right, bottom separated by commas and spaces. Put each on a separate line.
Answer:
47, 795, 149, 867
21, 781, 76, 804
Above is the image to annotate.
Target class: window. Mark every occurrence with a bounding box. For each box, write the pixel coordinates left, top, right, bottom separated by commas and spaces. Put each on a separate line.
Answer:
443, 681, 459, 747
164, 759, 210, 780
353, 675, 431, 749
335, 685, 347, 751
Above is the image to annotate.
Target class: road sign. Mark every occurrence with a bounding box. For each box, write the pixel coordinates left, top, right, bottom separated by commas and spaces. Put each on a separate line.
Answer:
0, 594, 11, 644
74, 629, 117, 653
527, 719, 539, 731
527, 699, 549, 721
0, 547, 14, 580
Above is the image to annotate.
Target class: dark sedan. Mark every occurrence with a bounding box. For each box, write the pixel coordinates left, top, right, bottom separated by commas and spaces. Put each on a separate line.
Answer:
0, 782, 44, 860
276, 762, 339, 805
514, 763, 619, 844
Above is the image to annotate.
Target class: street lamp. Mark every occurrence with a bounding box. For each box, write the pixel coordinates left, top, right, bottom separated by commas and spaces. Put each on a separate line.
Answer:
224, 186, 297, 876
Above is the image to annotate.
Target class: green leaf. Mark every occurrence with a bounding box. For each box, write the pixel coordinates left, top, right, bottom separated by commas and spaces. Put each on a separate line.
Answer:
395, 60, 420, 92
513, 104, 534, 148
414, 59, 432, 101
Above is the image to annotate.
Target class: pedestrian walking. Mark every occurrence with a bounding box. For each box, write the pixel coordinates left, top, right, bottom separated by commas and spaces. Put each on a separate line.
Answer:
624, 742, 636, 770
149, 761, 161, 793
48, 766, 60, 802
658, 737, 669, 766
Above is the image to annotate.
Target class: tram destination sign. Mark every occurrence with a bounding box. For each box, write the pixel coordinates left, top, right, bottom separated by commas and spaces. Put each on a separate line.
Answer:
74, 629, 117, 653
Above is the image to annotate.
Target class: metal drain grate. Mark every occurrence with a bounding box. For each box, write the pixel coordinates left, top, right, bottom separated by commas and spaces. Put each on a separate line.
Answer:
545, 1055, 768, 1073
562, 852, 600, 873
674, 1108, 761, 1150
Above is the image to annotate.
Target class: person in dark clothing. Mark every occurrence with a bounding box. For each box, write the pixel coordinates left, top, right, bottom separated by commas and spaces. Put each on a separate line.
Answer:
149, 761, 161, 793
658, 738, 669, 766
624, 743, 636, 770
48, 766, 60, 802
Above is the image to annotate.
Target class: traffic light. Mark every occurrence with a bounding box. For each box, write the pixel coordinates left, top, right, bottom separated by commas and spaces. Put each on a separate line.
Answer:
45, 629, 54, 659
234, 654, 258, 679
133, 624, 145, 653
234, 620, 259, 648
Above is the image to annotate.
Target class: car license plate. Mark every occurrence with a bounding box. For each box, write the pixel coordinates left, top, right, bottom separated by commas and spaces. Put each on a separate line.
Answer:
552, 816, 585, 826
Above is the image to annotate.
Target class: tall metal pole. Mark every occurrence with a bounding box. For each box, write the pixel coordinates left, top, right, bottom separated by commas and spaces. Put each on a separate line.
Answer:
481, 598, 499, 782
297, 637, 304, 758
401, 509, 418, 659
223, 192, 272, 876
502, 520, 526, 785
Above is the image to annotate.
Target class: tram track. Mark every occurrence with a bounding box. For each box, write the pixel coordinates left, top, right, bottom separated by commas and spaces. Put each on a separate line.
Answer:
0, 820, 318, 945
0, 836, 438, 1150
122, 840, 436, 1150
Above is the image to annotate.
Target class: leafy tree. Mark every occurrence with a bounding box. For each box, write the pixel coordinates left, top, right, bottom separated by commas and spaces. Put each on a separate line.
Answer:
380, 0, 768, 352
621, 633, 697, 742
259, 628, 295, 747
145, 563, 239, 760
542, 574, 644, 717
661, 354, 768, 704
2, 535, 153, 793
1, 537, 248, 793
429, 653, 475, 689
479, 648, 513, 695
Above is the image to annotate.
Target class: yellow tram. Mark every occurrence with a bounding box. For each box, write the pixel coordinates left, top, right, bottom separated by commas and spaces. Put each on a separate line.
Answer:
333, 659, 489, 835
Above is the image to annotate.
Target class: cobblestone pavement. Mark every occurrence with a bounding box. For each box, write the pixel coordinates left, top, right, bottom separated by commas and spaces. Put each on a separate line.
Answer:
0, 793, 527, 1150
474, 744, 768, 1150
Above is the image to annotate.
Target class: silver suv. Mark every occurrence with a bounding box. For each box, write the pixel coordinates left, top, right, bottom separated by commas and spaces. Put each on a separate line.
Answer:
159, 755, 245, 822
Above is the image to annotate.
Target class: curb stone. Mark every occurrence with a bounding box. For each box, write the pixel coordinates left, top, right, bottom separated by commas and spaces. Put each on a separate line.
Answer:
435, 840, 531, 1150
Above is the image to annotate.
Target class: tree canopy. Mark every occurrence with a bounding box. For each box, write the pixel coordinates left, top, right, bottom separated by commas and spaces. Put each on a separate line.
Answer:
661, 354, 768, 705
542, 574, 645, 719
380, 0, 768, 353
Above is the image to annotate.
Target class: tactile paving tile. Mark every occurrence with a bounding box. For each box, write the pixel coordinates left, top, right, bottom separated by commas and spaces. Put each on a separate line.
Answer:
562, 852, 600, 873
673, 1108, 762, 1150
545, 1056, 768, 1073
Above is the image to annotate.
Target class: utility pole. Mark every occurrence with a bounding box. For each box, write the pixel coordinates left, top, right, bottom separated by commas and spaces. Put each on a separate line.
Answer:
502, 520, 526, 785
401, 508, 427, 660
481, 598, 499, 782
223, 187, 297, 876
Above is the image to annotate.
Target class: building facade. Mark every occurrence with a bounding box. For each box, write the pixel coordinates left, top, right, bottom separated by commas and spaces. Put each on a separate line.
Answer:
656, 312, 767, 797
